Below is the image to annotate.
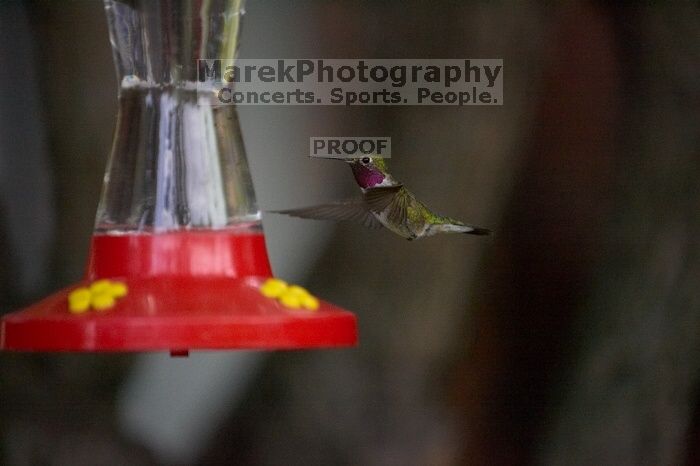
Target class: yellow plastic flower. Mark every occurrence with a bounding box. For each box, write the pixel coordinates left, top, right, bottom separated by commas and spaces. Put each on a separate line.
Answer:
299, 294, 320, 311
91, 293, 116, 311
67, 279, 128, 314
108, 281, 129, 298
286, 285, 310, 298
279, 291, 302, 309
89, 279, 112, 294
259, 279, 320, 311
259, 278, 288, 298
68, 288, 92, 314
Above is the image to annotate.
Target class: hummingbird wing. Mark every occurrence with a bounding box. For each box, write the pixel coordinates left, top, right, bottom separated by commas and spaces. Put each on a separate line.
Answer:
269, 200, 384, 229
363, 185, 411, 225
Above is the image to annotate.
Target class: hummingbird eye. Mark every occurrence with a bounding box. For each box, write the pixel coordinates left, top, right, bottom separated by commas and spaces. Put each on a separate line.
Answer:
361, 156, 371, 165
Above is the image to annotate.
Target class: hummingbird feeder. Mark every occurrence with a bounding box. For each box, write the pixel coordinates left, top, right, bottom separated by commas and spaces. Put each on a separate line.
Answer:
0, 0, 357, 354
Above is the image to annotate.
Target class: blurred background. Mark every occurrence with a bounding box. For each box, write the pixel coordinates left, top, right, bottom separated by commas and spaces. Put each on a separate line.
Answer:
1, 1, 699, 465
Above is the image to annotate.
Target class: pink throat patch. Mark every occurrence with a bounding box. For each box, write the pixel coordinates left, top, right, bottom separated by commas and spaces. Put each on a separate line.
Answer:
351, 165, 385, 188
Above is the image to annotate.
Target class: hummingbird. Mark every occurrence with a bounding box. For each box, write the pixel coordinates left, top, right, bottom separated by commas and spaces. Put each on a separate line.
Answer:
271, 156, 490, 240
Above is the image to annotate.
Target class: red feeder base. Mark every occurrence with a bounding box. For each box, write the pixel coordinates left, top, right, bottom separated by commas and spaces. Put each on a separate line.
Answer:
0, 231, 357, 352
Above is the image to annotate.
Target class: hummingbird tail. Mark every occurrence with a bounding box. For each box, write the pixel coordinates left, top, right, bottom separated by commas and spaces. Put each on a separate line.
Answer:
434, 222, 491, 236
463, 226, 491, 236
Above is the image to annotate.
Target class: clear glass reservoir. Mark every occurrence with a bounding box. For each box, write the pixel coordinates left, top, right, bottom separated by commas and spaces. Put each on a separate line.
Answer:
97, 0, 258, 233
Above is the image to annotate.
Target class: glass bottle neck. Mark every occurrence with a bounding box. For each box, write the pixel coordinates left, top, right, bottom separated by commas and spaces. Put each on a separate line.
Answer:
105, 0, 244, 86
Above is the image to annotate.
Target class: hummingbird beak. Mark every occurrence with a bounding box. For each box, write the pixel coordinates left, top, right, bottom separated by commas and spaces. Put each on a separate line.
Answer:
309, 156, 353, 163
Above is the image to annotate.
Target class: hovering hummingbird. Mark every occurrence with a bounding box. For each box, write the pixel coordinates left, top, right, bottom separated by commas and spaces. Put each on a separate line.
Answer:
272, 156, 491, 240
